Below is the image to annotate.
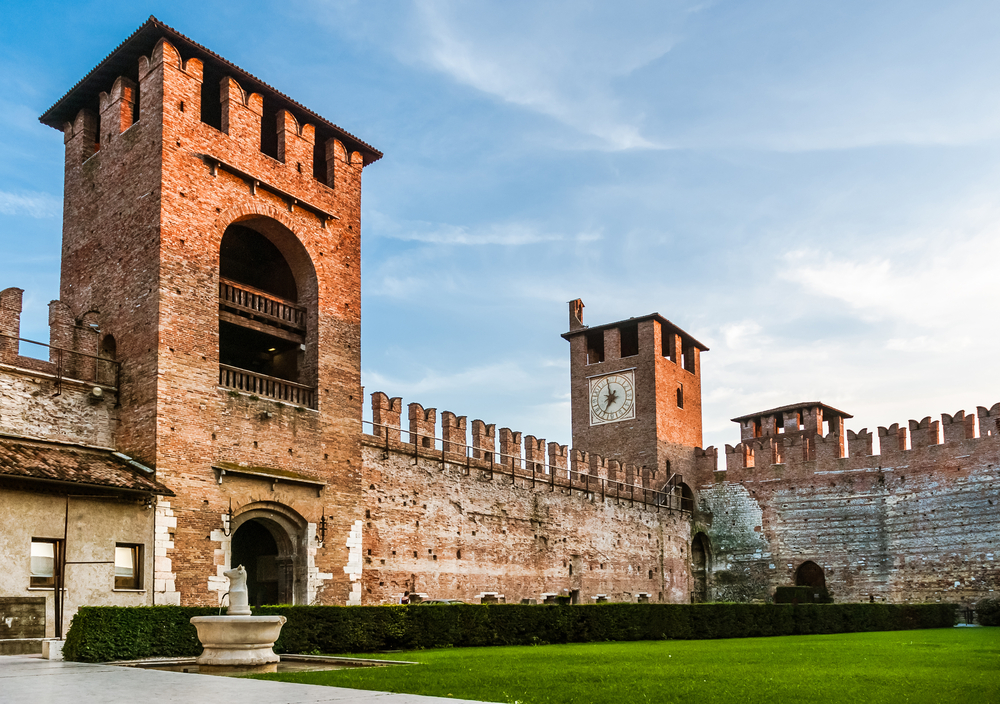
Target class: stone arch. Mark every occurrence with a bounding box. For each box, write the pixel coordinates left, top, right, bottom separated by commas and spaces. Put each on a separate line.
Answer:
795, 560, 826, 589
215, 207, 321, 392
691, 532, 712, 603
675, 482, 696, 512
230, 501, 309, 606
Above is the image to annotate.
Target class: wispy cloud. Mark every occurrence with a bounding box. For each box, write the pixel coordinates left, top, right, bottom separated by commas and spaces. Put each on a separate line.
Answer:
0, 190, 59, 218
369, 210, 602, 245
407, 0, 687, 150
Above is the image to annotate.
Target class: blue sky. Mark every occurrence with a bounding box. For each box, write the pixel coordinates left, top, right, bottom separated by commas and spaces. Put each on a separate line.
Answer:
3, 1, 1000, 455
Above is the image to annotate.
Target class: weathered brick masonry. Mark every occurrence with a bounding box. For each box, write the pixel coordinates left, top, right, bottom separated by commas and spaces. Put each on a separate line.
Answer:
697, 403, 1000, 604
36, 18, 380, 607
3, 17, 996, 618
360, 393, 695, 604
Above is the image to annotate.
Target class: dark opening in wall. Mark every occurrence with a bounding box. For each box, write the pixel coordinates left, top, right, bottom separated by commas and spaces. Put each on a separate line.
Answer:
218, 321, 300, 382
676, 384, 684, 409
682, 341, 695, 373
131, 84, 141, 126
220, 226, 298, 300
260, 95, 278, 159
660, 325, 674, 359
586, 330, 604, 364
313, 136, 328, 184
620, 323, 639, 358
200, 63, 223, 131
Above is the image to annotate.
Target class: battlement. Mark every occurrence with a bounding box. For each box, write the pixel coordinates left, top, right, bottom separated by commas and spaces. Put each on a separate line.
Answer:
0, 287, 119, 389
722, 401, 1000, 481
41, 18, 379, 232
364, 391, 716, 512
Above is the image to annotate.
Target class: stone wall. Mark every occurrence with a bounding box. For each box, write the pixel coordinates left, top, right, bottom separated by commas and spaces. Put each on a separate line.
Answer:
360, 393, 695, 605
699, 405, 1000, 604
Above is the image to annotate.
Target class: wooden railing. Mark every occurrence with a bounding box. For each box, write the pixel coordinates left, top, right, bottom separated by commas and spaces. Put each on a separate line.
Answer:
219, 278, 306, 331
219, 364, 316, 408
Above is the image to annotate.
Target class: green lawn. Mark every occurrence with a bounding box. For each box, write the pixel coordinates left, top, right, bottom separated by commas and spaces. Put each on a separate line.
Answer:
253, 628, 1000, 704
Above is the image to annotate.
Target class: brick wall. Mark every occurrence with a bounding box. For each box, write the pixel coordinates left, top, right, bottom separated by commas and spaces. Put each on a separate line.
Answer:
361, 393, 694, 604
700, 405, 1000, 604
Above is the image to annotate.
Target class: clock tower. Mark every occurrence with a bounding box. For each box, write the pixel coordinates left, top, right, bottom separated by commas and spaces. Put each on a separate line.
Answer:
562, 299, 708, 479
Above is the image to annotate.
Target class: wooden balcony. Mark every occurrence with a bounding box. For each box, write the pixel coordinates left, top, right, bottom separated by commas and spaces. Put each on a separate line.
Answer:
219, 364, 316, 409
219, 278, 306, 337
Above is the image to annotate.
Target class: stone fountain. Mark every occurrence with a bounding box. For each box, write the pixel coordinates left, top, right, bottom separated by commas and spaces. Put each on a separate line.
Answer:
190, 565, 287, 672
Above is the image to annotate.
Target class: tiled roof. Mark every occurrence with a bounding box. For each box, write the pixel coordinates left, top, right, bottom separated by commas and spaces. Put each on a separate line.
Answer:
731, 402, 853, 423
38, 16, 382, 165
0, 435, 173, 495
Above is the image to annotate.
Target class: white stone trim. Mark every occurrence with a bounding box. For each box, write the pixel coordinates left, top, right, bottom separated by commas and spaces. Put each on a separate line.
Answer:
344, 519, 363, 606
153, 500, 181, 606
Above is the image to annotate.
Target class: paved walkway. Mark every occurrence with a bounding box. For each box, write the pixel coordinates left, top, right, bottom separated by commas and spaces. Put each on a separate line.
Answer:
0, 655, 489, 704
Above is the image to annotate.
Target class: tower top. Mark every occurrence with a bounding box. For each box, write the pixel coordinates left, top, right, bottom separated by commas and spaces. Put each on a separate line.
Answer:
38, 16, 382, 166
561, 304, 709, 352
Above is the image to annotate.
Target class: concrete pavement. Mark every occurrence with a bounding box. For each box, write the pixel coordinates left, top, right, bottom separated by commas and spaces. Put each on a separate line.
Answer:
0, 655, 490, 704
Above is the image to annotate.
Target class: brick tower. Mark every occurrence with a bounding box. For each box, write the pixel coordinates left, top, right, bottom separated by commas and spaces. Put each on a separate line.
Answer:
39, 18, 381, 606
562, 299, 708, 480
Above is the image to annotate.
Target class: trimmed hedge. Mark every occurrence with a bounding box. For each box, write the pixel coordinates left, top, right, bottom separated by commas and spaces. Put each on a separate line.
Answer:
774, 586, 833, 604
977, 598, 1000, 626
62, 602, 957, 663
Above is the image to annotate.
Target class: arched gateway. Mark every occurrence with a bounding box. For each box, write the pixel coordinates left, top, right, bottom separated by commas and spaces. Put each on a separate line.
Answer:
230, 504, 309, 606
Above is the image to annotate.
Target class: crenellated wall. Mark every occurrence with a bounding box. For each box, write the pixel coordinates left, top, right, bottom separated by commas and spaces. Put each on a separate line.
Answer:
0, 287, 119, 448
702, 404, 1000, 604
360, 392, 700, 604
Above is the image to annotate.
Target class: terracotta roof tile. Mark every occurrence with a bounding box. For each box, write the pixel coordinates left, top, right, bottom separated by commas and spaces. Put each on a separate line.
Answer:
0, 436, 173, 495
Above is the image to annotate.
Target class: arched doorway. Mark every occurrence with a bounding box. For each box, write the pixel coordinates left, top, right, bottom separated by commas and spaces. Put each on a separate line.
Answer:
691, 532, 711, 603
217, 215, 319, 405
230, 505, 307, 606
795, 561, 826, 589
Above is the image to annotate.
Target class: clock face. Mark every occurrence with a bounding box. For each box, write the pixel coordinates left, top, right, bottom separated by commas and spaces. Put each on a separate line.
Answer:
589, 371, 636, 425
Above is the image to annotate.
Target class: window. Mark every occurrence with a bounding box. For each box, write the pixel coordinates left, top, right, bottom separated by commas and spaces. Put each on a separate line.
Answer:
676, 384, 684, 409
619, 323, 639, 358
586, 330, 604, 364
30, 539, 62, 588
114, 544, 143, 590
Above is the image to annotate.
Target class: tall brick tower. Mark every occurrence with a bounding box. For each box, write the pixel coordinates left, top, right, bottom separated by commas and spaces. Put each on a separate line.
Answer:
562, 299, 708, 480
39, 18, 381, 606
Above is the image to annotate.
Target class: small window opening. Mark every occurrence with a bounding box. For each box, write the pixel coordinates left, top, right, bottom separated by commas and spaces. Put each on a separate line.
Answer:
30, 539, 62, 588
114, 544, 142, 589
776, 413, 785, 433
648, 570, 653, 579
753, 419, 762, 438
199, 62, 223, 131
620, 323, 639, 358
260, 96, 278, 159
586, 330, 605, 364
313, 135, 329, 184
676, 384, 684, 409
660, 325, 675, 360
457, 549, 462, 559
682, 341, 695, 373
131, 84, 141, 126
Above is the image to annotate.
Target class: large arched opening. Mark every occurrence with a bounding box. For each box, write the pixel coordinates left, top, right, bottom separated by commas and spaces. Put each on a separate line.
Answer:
691, 532, 711, 603
229, 503, 308, 606
795, 561, 826, 589
217, 216, 319, 406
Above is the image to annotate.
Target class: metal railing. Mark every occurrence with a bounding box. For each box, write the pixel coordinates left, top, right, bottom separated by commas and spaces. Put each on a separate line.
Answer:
219, 364, 316, 408
363, 420, 692, 513
219, 278, 307, 331
0, 333, 119, 393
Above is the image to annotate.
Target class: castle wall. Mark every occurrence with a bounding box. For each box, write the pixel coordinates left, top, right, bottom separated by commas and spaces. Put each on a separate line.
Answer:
360, 394, 695, 604
701, 408, 1000, 604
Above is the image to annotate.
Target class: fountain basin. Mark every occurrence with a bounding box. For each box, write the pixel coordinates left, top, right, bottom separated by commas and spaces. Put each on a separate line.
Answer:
190, 615, 286, 670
